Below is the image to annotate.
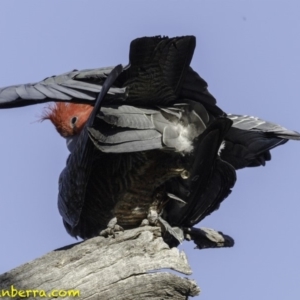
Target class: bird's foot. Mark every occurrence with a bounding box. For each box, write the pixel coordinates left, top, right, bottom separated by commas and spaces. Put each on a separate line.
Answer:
140, 219, 150, 227
140, 209, 160, 227
140, 208, 184, 243
99, 217, 124, 238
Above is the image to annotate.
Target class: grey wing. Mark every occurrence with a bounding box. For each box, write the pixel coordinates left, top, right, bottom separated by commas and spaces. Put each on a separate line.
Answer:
88, 101, 208, 153
0, 66, 126, 108
221, 114, 300, 169
88, 105, 163, 153
229, 114, 300, 140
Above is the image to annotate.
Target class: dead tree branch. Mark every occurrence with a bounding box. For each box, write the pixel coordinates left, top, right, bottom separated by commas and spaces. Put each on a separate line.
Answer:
0, 227, 200, 299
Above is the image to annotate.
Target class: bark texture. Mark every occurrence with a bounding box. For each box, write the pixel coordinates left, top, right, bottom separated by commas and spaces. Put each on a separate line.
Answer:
0, 227, 200, 299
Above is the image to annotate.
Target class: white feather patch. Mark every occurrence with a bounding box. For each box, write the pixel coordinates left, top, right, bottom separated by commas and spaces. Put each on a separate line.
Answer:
218, 141, 226, 155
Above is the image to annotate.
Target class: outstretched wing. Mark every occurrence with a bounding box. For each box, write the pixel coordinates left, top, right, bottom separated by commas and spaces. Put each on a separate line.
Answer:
0, 67, 126, 108
0, 35, 197, 109
222, 114, 300, 169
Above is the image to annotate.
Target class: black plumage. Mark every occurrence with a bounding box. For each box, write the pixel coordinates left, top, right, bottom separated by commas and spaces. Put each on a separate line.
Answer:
1, 35, 299, 247
58, 37, 237, 245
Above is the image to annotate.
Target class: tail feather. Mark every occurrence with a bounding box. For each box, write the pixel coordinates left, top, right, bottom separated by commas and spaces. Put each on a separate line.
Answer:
122, 36, 196, 105
185, 227, 234, 249
180, 67, 226, 117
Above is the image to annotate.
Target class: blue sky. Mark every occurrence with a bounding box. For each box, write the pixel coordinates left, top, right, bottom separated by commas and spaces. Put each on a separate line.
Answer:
0, 1, 299, 299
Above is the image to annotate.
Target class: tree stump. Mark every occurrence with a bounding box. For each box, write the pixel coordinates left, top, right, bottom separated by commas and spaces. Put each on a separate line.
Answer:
0, 227, 200, 299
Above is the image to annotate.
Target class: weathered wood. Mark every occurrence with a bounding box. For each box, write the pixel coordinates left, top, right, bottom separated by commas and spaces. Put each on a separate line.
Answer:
0, 227, 200, 299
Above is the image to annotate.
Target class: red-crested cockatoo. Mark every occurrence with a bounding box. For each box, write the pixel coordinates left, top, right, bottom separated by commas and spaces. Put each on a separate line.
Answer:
1, 36, 299, 248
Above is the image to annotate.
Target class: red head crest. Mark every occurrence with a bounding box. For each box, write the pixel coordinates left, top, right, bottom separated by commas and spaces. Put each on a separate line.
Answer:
41, 102, 93, 137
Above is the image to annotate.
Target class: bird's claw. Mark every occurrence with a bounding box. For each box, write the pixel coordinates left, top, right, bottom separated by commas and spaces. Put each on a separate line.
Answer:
99, 217, 124, 237
140, 219, 150, 227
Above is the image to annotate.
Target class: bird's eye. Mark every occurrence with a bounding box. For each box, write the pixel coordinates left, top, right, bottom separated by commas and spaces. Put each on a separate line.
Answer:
71, 117, 78, 126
